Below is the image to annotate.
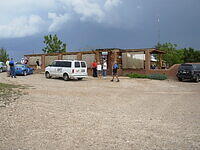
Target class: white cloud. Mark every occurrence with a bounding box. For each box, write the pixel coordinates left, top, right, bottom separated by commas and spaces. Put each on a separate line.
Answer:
0, 0, 123, 39
104, 0, 122, 10
0, 15, 45, 39
48, 13, 71, 32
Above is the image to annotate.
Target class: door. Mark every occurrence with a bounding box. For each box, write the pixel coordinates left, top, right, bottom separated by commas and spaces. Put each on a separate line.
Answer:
49, 61, 57, 76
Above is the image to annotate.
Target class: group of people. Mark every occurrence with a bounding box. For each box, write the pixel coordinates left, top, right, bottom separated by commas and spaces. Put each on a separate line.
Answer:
5, 57, 29, 78
91, 60, 120, 82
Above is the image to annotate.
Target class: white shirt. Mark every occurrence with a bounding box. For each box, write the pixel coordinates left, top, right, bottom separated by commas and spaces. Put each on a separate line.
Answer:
6, 61, 10, 70
97, 64, 102, 71
103, 62, 107, 70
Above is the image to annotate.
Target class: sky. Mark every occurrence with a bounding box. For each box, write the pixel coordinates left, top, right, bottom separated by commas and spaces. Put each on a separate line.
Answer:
0, 0, 200, 60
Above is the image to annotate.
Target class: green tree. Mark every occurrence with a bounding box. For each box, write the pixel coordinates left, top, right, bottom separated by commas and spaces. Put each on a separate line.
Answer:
0, 48, 9, 63
156, 42, 184, 66
183, 47, 200, 63
42, 34, 67, 53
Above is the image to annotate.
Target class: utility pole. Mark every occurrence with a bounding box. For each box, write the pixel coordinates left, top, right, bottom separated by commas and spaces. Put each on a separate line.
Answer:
157, 15, 161, 44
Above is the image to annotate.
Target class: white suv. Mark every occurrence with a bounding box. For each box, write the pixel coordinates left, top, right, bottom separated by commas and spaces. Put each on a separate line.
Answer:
45, 60, 88, 81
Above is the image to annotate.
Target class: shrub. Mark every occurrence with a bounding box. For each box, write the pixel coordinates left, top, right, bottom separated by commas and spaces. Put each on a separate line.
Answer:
127, 73, 167, 80
127, 73, 148, 78
148, 74, 167, 80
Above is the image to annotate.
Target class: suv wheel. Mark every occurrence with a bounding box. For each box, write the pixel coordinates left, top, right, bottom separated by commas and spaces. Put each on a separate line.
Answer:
196, 76, 199, 83
0, 68, 2, 73
78, 78, 83, 80
178, 77, 182, 81
63, 73, 69, 81
23, 71, 27, 76
45, 72, 51, 79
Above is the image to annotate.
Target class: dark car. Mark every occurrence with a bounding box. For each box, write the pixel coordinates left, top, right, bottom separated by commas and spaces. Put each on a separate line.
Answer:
176, 64, 200, 82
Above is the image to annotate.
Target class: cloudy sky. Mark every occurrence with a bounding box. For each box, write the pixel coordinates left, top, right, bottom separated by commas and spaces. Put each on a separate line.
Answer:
0, 0, 199, 59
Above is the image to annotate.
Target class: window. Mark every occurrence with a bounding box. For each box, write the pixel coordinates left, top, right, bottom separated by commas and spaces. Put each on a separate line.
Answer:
61, 61, 71, 67
81, 62, 86, 68
51, 61, 57, 66
75, 62, 80, 68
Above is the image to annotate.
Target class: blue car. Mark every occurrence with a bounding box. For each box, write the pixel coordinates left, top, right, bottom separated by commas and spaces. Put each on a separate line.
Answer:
15, 64, 34, 76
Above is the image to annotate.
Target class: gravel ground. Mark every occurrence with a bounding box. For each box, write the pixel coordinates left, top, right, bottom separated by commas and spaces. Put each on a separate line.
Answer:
0, 73, 200, 150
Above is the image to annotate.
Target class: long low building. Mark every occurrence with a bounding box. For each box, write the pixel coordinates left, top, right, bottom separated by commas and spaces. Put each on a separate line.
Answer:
25, 48, 179, 77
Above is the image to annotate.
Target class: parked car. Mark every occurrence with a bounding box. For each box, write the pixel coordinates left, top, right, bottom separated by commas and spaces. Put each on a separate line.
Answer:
45, 60, 88, 81
176, 64, 200, 82
15, 64, 34, 76
0, 62, 7, 73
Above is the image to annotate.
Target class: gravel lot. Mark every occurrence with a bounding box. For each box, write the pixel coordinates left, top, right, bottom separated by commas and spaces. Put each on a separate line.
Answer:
0, 73, 200, 150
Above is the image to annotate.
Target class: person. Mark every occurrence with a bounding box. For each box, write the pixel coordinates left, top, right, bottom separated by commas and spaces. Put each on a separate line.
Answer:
36, 59, 41, 69
24, 57, 29, 65
97, 62, 102, 79
111, 61, 120, 82
9, 58, 16, 78
91, 60, 97, 77
102, 59, 107, 78
6, 59, 10, 77
21, 58, 25, 64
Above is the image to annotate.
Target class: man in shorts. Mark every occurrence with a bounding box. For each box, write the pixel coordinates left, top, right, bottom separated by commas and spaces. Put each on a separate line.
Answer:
111, 61, 120, 82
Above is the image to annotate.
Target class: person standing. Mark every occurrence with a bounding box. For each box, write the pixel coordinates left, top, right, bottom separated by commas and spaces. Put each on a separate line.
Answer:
111, 61, 120, 82
24, 57, 29, 65
6, 59, 10, 77
9, 58, 16, 78
91, 60, 97, 77
97, 62, 102, 79
102, 59, 107, 78
36, 59, 41, 69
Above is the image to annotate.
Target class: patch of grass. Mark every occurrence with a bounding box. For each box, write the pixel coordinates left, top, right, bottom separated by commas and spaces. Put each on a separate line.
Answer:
0, 83, 23, 107
127, 73, 168, 80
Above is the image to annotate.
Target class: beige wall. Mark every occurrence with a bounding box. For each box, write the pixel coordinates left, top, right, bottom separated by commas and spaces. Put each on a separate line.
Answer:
62, 55, 77, 60
45, 56, 58, 66
29, 56, 42, 66
82, 54, 95, 68
122, 52, 144, 69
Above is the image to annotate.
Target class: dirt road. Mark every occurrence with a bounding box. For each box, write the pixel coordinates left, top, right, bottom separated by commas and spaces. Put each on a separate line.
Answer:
0, 73, 200, 150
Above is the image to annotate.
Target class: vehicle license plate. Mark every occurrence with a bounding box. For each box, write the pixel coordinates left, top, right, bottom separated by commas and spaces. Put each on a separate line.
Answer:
81, 69, 85, 72
183, 71, 186, 73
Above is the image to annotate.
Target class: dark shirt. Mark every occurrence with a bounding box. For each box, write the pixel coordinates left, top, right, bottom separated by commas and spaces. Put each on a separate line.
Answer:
36, 60, 40, 66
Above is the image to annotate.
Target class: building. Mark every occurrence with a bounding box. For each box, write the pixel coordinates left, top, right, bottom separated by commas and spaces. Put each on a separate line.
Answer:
25, 48, 179, 77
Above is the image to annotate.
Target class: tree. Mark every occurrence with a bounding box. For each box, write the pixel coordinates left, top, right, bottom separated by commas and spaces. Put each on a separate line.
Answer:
183, 47, 200, 63
42, 34, 67, 53
0, 48, 9, 63
156, 42, 184, 67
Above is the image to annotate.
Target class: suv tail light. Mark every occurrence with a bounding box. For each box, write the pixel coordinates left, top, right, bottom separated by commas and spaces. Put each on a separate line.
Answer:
72, 69, 74, 73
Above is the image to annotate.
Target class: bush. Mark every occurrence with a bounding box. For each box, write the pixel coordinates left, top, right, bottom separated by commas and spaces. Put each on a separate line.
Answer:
127, 73, 148, 78
148, 74, 167, 80
127, 73, 167, 80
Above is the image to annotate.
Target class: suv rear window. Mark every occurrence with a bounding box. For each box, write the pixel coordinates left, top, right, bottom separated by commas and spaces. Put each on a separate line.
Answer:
180, 64, 194, 70
75, 62, 80, 68
81, 62, 86, 68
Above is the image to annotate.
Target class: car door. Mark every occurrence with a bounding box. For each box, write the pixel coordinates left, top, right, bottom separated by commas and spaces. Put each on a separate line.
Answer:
55, 61, 63, 77
49, 61, 57, 76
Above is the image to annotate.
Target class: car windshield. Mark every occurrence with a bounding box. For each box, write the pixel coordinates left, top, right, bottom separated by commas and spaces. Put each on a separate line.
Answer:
16, 65, 25, 67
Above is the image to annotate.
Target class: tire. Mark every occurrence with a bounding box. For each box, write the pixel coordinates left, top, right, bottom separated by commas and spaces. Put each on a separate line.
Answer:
78, 78, 83, 80
23, 71, 27, 76
63, 73, 69, 81
0, 68, 2, 73
178, 77, 182, 81
45, 72, 51, 79
195, 76, 199, 83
